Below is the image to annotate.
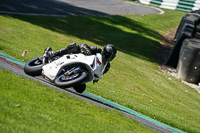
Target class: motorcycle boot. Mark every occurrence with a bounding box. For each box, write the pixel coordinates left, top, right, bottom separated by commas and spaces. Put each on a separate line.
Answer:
43, 47, 52, 54
43, 47, 58, 59
43, 47, 52, 57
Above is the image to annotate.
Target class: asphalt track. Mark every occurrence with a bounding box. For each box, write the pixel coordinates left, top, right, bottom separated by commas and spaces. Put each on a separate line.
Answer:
0, 0, 163, 16
0, 52, 185, 133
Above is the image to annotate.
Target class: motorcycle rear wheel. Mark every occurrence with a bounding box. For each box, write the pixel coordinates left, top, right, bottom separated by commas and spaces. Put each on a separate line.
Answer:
24, 56, 43, 76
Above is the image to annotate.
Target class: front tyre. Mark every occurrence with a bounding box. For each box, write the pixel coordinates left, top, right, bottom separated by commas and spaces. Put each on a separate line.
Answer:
24, 56, 43, 76
55, 71, 88, 88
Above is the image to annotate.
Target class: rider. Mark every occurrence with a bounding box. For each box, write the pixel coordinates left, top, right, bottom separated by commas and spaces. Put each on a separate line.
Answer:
44, 42, 117, 75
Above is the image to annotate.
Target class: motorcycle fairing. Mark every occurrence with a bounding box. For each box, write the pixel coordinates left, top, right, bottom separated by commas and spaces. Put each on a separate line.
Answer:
42, 53, 104, 82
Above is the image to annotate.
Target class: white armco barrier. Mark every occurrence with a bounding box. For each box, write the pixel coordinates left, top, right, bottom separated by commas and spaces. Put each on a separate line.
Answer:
137, 0, 200, 12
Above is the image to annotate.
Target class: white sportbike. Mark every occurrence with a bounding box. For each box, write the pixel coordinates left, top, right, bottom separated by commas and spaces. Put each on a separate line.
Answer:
24, 52, 105, 93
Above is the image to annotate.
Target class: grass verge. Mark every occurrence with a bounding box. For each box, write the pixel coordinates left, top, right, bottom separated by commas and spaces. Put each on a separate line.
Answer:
0, 9, 200, 132
0, 69, 156, 133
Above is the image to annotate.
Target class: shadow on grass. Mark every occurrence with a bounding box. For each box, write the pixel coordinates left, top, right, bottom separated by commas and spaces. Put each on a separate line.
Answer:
0, 0, 164, 61
6, 13, 163, 61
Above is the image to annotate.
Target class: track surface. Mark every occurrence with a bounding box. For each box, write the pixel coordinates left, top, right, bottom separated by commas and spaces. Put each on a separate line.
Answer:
0, 0, 163, 16
0, 52, 185, 133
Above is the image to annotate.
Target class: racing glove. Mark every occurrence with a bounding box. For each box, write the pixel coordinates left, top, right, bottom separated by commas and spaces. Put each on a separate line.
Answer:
80, 43, 92, 55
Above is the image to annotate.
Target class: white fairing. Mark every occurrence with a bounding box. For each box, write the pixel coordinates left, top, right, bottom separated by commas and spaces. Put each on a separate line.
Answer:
42, 53, 104, 81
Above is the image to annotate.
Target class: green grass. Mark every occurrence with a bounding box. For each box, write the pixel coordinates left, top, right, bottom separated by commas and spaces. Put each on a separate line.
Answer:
0, 9, 200, 132
0, 69, 156, 133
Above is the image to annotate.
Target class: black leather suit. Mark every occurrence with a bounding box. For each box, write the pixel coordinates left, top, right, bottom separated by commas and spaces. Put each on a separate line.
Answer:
52, 42, 110, 74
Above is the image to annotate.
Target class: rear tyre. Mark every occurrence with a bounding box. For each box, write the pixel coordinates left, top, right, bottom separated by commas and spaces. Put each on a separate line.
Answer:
24, 56, 43, 76
55, 70, 88, 88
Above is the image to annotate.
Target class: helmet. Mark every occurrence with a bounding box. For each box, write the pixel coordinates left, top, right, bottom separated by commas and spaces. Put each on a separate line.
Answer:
102, 44, 117, 62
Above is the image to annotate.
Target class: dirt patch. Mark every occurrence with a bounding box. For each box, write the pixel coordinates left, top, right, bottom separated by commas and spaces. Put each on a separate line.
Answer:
155, 28, 200, 94
154, 28, 176, 65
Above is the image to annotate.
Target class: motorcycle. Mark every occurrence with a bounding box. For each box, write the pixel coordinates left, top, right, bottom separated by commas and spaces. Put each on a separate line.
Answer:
24, 50, 105, 93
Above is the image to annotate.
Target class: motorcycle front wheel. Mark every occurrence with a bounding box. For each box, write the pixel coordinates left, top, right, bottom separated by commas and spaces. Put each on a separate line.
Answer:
55, 70, 88, 88
24, 56, 43, 76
